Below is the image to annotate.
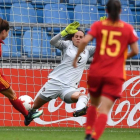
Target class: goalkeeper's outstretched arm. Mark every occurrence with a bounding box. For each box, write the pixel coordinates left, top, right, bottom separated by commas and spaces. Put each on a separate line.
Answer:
50, 33, 62, 48
50, 21, 80, 49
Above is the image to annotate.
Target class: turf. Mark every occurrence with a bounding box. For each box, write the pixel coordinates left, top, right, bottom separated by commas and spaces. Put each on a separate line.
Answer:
0, 127, 139, 140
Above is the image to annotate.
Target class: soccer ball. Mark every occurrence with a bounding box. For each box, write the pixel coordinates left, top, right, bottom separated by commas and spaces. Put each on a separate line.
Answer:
19, 95, 34, 111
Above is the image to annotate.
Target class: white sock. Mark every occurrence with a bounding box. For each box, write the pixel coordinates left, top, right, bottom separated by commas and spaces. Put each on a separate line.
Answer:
76, 95, 88, 111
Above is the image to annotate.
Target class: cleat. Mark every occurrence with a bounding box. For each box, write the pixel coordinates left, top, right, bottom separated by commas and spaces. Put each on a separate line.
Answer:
85, 134, 91, 140
85, 134, 95, 140
73, 106, 88, 117
24, 110, 43, 126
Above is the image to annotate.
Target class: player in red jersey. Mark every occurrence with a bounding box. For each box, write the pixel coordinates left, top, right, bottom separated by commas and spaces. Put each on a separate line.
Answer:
73, 0, 139, 140
0, 18, 43, 125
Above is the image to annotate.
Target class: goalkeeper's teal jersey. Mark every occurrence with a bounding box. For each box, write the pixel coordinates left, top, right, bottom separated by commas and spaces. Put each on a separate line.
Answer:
48, 34, 95, 88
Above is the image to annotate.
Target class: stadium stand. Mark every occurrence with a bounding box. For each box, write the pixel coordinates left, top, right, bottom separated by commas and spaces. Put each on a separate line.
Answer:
68, 0, 97, 5
120, 6, 135, 25
0, 0, 20, 4
2, 31, 21, 57
32, 0, 60, 4
9, 2, 38, 30
74, 4, 100, 31
23, 30, 55, 58
0, 0, 139, 59
130, 0, 140, 6
100, 0, 129, 5
0, 8, 4, 19
43, 3, 70, 32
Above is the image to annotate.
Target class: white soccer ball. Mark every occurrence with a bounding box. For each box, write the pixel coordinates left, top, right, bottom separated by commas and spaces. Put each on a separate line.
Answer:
18, 95, 34, 111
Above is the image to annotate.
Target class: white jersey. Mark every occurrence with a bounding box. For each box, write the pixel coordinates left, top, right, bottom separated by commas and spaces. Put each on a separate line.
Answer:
49, 34, 95, 88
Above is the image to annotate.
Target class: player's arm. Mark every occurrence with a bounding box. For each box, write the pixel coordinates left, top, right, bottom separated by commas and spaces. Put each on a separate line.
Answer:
127, 26, 139, 59
73, 34, 94, 68
127, 42, 139, 59
50, 33, 62, 48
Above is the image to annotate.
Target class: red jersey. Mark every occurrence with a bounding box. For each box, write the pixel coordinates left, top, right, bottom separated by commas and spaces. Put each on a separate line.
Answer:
88, 19, 138, 80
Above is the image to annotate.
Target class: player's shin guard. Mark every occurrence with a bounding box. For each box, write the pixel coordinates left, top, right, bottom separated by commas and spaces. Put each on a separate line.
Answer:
9, 97, 28, 116
76, 95, 88, 111
92, 113, 108, 140
86, 105, 97, 135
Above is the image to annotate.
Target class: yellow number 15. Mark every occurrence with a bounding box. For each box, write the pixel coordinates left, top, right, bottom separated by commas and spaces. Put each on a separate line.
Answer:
100, 30, 122, 57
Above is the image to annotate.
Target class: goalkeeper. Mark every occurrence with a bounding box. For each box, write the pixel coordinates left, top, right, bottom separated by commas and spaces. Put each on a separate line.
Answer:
25, 21, 95, 126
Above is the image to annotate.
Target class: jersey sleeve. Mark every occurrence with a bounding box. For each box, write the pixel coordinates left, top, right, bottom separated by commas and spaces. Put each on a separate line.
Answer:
50, 33, 67, 50
128, 26, 139, 44
86, 45, 96, 57
87, 21, 99, 38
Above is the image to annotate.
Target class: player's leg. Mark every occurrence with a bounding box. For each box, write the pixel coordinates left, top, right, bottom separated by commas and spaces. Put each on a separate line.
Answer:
33, 96, 49, 109
85, 95, 101, 140
1, 87, 43, 124
62, 86, 88, 117
25, 79, 60, 126
71, 92, 88, 117
85, 76, 103, 140
90, 96, 114, 140
0, 74, 43, 126
1, 87, 28, 116
0, 74, 29, 116
24, 95, 47, 126
90, 78, 124, 140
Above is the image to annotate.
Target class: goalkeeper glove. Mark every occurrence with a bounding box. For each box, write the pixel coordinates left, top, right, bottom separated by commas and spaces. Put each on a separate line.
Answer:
60, 21, 80, 37
100, 16, 107, 21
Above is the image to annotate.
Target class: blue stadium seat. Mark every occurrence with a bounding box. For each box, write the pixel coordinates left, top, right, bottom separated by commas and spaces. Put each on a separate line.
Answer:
0, 0, 20, 3
2, 31, 21, 57
130, 0, 140, 6
68, 0, 97, 5
135, 10, 140, 25
10, 3, 38, 30
43, 4, 70, 32
56, 48, 61, 56
23, 30, 55, 58
32, 0, 60, 4
120, 6, 134, 25
0, 8, 3, 19
100, 0, 129, 6
74, 4, 100, 30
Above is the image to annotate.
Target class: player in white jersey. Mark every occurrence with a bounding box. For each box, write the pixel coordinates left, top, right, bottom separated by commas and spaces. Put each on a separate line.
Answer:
24, 21, 95, 126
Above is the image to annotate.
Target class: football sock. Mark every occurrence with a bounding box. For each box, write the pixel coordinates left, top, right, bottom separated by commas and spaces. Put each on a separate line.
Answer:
76, 95, 88, 111
85, 105, 97, 134
9, 97, 28, 116
92, 113, 108, 140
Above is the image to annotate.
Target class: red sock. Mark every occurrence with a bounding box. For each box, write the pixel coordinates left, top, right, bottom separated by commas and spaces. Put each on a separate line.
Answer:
85, 105, 97, 135
92, 113, 108, 140
9, 97, 28, 116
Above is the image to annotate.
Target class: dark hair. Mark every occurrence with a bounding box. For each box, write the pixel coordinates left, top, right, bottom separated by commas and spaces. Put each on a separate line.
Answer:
64, 29, 85, 41
0, 18, 9, 33
106, 0, 121, 22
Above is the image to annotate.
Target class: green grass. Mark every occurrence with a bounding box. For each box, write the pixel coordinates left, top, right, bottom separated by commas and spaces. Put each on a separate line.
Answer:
0, 127, 140, 140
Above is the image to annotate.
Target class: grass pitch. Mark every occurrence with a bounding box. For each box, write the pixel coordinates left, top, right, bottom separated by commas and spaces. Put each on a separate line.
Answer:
0, 127, 139, 140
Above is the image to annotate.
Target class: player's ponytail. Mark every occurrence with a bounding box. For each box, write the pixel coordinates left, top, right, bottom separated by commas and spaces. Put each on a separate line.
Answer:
106, 0, 121, 22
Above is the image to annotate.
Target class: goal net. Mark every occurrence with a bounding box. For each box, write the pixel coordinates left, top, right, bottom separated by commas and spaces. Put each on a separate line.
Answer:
0, 0, 140, 128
